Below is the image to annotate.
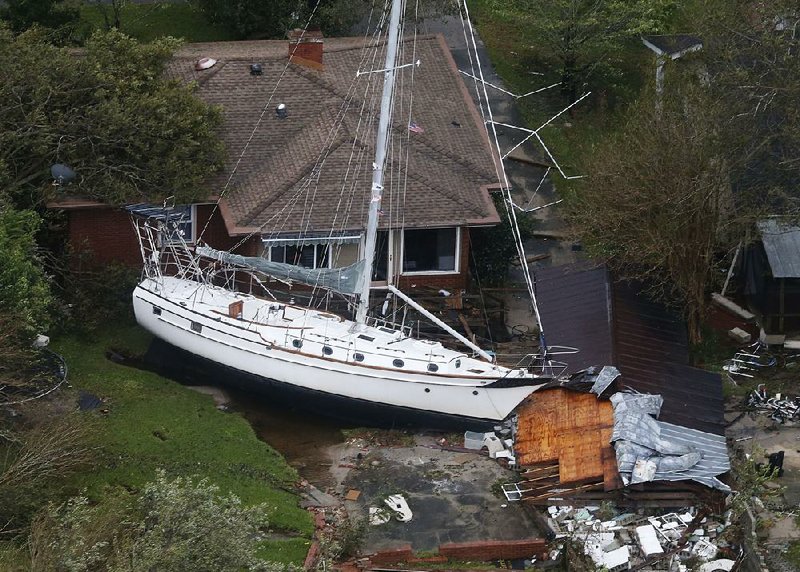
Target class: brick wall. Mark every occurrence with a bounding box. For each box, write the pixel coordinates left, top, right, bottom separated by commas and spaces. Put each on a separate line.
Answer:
438, 539, 548, 561
65, 204, 256, 267
366, 539, 548, 567
68, 207, 141, 266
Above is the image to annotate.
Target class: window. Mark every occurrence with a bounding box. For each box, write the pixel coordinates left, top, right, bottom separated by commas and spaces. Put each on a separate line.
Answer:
393, 359, 405, 368
163, 205, 195, 245
427, 363, 438, 372
353, 353, 365, 362
402, 228, 458, 273
322, 346, 333, 356
269, 244, 330, 269
190, 321, 202, 333
152, 306, 162, 316
292, 339, 303, 348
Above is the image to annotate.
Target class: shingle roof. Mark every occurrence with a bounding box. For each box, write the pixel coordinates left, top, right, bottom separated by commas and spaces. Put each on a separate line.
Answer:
169, 35, 501, 236
757, 218, 800, 278
535, 262, 726, 435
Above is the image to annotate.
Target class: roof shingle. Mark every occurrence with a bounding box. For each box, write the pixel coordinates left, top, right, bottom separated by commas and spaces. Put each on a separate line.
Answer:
169, 35, 501, 236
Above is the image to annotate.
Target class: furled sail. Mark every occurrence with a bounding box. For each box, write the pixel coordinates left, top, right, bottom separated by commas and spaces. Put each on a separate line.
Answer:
196, 245, 365, 295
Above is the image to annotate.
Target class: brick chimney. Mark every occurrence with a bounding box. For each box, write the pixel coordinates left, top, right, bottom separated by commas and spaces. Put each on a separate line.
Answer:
288, 29, 324, 71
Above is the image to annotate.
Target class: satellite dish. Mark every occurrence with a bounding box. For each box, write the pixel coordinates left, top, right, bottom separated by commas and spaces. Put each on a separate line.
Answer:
50, 163, 76, 186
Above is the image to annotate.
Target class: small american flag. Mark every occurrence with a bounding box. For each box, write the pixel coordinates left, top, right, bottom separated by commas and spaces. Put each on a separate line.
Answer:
408, 121, 424, 134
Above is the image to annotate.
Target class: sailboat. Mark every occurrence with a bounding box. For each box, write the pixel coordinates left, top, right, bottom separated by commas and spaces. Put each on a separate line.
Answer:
129, 0, 568, 428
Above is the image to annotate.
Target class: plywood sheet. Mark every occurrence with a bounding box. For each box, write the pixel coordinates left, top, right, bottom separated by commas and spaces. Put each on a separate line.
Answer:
516, 389, 614, 484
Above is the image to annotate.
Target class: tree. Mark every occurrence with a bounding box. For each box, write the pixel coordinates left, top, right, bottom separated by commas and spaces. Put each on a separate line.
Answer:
192, 0, 298, 40
700, 0, 800, 216
0, 0, 80, 37
565, 84, 736, 342
308, 0, 457, 36
29, 470, 291, 571
564, 0, 800, 342
487, 0, 675, 104
0, 25, 225, 209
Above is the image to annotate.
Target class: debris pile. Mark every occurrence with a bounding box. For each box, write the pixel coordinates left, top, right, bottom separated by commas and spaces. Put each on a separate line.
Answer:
546, 504, 738, 571
463, 417, 516, 466
746, 383, 800, 423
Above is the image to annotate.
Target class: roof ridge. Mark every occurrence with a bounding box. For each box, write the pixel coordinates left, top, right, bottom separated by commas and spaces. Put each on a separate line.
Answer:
236, 105, 352, 225
394, 151, 488, 219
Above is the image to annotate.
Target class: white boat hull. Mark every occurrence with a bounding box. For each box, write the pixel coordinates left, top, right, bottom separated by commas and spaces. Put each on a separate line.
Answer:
133, 279, 542, 426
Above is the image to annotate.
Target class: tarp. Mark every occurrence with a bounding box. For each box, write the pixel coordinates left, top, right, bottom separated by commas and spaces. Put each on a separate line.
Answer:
196, 245, 366, 296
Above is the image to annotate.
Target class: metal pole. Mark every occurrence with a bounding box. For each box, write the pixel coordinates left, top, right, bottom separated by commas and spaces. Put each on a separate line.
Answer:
356, 0, 404, 324
388, 286, 494, 362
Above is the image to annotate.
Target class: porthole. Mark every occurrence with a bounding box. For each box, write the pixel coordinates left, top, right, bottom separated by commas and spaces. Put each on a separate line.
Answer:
292, 339, 303, 349
472, 390, 479, 396
190, 321, 202, 333
427, 363, 439, 373
424, 388, 431, 393
454, 359, 461, 368
353, 353, 365, 362
322, 346, 333, 356
393, 359, 405, 368
152, 306, 162, 316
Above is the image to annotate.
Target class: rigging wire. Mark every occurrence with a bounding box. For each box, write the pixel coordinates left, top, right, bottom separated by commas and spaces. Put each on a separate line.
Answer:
197, 1, 324, 243
457, 0, 547, 353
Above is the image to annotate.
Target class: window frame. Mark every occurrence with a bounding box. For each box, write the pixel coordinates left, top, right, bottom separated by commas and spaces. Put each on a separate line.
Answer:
161, 205, 197, 246
266, 243, 333, 270
400, 226, 460, 276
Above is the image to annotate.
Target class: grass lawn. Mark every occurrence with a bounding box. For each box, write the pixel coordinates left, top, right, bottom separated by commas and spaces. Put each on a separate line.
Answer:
80, 2, 235, 43
52, 324, 314, 563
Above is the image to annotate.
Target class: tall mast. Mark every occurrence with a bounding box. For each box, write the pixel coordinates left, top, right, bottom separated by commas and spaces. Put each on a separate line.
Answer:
355, 0, 404, 325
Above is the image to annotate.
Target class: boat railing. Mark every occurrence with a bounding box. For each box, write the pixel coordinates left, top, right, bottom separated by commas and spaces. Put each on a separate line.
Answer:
366, 316, 414, 337
513, 353, 570, 378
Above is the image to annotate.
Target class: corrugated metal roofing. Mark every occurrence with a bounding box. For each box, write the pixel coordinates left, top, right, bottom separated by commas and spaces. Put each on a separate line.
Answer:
611, 392, 730, 491
535, 262, 726, 435
757, 219, 800, 278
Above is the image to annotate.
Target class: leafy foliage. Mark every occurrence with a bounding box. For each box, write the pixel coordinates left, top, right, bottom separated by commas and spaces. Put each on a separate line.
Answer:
563, 0, 800, 341
0, 26, 225, 208
566, 84, 733, 341
485, 0, 675, 103
0, 208, 51, 341
59, 257, 141, 335
0, 0, 81, 37
192, 0, 299, 40
29, 470, 295, 571
700, 0, 800, 216
308, 0, 458, 36
470, 194, 535, 286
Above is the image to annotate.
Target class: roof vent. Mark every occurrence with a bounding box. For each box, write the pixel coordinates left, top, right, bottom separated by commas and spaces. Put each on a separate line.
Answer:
276, 103, 288, 119
195, 57, 216, 71
250, 63, 262, 76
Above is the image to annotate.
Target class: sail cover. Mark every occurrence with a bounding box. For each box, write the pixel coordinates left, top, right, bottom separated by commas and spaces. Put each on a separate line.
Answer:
196, 246, 366, 296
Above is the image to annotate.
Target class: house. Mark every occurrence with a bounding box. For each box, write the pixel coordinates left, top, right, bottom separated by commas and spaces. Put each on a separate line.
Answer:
741, 218, 800, 338
51, 32, 502, 293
